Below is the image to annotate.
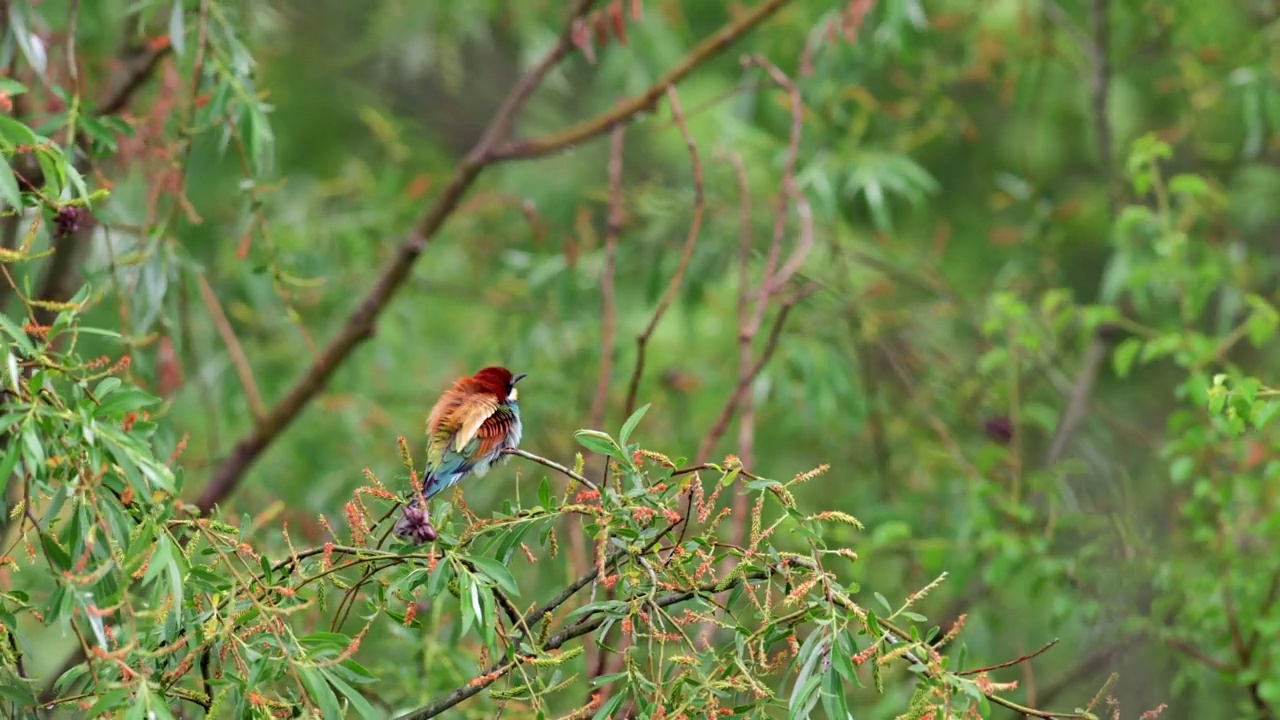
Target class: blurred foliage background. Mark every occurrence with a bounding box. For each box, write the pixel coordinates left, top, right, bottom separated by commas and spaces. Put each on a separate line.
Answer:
4, 0, 1280, 717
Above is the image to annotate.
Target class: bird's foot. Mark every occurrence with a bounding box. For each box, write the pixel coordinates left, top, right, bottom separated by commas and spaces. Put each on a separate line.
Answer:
392, 502, 438, 545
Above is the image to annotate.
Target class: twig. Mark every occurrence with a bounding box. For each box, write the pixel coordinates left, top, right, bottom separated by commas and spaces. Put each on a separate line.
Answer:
692, 54, 812, 466
587, 124, 625, 434
489, 0, 799, 163
959, 638, 1059, 676
1028, 633, 1141, 715
581, 121, 626, 686
620, 86, 704, 420
196, 273, 266, 421
502, 447, 599, 492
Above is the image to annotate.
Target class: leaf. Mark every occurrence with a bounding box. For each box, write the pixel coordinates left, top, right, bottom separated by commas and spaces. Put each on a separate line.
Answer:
298, 666, 342, 720
0, 312, 35, 357
0, 158, 21, 209
323, 668, 379, 720
538, 477, 552, 509
168, 1, 187, 56
574, 429, 627, 462
1254, 401, 1280, 429
618, 403, 651, 446
94, 377, 122, 399
467, 555, 521, 597
1112, 337, 1142, 378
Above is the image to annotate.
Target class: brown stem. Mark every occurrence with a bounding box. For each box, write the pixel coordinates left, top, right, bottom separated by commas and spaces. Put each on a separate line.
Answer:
581, 122, 626, 683
620, 86, 705, 421
489, 0, 799, 164
196, 273, 266, 421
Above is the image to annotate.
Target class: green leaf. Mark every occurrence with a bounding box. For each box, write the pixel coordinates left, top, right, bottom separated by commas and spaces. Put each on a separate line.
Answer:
323, 667, 379, 720
1112, 337, 1142, 378
0, 78, 28, 96
1168, 173, 1209, 197
574, 429, 627, 462
168, 0, 187, 56
1254, 401, 1280, 429
467, 555, 521, 597
0, 157, 22, 209
299, 666, 343, 720
618, 403, 651, 446
0, 312, 35, 357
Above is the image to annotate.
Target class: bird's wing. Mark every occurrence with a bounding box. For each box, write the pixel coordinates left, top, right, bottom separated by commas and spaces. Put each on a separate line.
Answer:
452, 395, 500, 453
469, 405, 519, 459
420, 402, 517, 500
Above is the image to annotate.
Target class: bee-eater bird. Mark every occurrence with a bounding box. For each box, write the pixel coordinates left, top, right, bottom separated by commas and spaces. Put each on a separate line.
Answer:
393, 366, 527, 544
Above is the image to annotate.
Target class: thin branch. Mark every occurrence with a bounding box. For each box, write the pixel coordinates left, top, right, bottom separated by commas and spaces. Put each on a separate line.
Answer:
502, 447, 599, 492
196, 273, 265, 421
490, 0, 799, 163
693, 54, 812, 465
959, 638, 1059, 676
581, 121, 626, 686
587, 123, 625, 433
1028, 633, 1141, 715
621, 86, 704, 420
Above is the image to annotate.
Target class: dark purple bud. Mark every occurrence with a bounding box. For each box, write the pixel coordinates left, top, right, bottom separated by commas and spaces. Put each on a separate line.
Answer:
983, 416, 1014, 445
53, 206, 86, 239
392, 503, 438, 545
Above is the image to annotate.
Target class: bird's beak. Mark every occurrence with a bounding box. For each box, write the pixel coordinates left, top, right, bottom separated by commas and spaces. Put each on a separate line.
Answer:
511, 373, 529, 385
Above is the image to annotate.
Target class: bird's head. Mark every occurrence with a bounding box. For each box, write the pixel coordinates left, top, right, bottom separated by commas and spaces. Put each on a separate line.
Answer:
470, 366, 528, 403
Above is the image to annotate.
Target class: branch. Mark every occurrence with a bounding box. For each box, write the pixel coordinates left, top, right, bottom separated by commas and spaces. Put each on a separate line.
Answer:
958, 638, 1059, 676
587, 123, 625, 434
502, 447, 599, 492
489, 0, 799, 163
621, 86, 704, 420
196, 273, 265, 421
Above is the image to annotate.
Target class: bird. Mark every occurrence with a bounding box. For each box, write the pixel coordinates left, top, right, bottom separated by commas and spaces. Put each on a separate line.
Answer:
392, 366, 527, 544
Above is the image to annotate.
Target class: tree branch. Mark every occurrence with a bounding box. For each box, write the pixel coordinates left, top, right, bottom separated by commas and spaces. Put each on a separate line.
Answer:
621, 86, 704, 421
489, 0, 799, 163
